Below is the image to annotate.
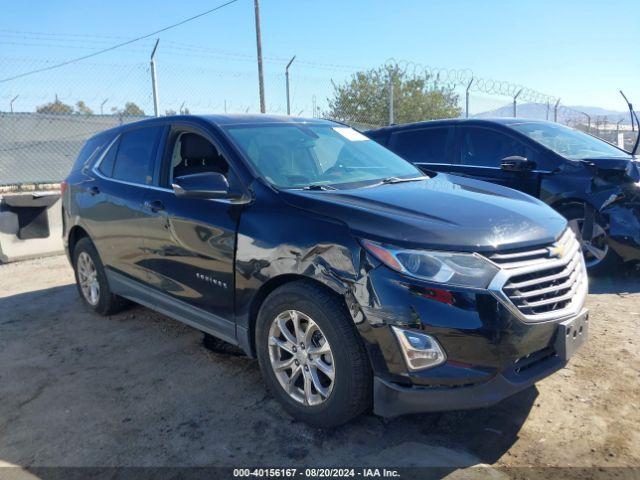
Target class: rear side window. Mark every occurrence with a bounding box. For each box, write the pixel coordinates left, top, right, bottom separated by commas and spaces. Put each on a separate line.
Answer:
72, 133, 111, 172
112, 126, 163, 184
390, 127, 450, 164
459, 127, 534, 168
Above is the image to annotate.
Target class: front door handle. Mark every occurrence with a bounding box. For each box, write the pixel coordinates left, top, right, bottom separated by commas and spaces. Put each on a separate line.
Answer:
144, 200, 165, 213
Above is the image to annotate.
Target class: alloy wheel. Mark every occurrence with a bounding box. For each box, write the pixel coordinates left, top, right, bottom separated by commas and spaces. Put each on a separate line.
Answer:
567, 218, 609, 268
77, 251, 100, 306
268, 309, 335, 406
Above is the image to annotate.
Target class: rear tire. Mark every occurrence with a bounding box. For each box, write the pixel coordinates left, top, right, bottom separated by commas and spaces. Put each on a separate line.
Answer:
255, 281, 372, 428
558, 204, 621, 276
72, 237, 129, 315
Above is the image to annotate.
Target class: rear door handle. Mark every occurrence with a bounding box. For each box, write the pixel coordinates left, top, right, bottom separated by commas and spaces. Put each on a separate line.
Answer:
144, 200, 165, 213
88, 186, 100, 196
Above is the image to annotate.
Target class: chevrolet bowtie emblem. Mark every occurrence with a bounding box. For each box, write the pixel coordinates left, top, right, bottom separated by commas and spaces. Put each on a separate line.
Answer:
547, 244, 565, 258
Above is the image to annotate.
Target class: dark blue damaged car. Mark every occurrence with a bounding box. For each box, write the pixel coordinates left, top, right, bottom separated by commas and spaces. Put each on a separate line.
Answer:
62, 115, 589, 427
368, 118, 640, 275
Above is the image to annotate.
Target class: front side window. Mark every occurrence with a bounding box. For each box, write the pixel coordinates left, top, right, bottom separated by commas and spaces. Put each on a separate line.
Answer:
225, 124, 422, 189
459, 127, 532, 168
390, 127, 450, 164
111, 126, 163, 184
509, 122, 628, 160
168, 131, 229, 183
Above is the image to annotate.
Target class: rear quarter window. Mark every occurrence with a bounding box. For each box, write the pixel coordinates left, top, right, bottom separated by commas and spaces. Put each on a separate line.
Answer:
71, 133, 113, 173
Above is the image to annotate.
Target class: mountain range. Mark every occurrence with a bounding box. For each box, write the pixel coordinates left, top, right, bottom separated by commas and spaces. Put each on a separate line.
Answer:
475, 103, 633, 125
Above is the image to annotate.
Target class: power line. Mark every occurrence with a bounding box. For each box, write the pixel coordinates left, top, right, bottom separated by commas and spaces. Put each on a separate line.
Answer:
0, 0, 241, 84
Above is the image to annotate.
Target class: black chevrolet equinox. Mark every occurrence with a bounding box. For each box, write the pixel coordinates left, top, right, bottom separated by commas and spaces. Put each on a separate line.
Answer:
62, 115, 589, 427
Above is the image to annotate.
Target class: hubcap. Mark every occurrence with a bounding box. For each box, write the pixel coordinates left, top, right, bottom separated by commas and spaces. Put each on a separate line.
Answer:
268, 310, 335, 406
567, 218, 609, 268
77, 252, 100, 306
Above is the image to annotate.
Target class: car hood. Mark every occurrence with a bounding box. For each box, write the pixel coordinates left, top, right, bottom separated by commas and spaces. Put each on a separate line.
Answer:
579, 156, 640, 183
279, 174, 567, 252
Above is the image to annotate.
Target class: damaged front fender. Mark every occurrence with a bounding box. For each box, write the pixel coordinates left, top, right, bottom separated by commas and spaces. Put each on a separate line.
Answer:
600, 186, 640, 261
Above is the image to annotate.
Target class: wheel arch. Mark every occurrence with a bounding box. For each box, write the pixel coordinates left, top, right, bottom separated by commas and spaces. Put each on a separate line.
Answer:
244, 274, 351, 357
68, 225, 91, 256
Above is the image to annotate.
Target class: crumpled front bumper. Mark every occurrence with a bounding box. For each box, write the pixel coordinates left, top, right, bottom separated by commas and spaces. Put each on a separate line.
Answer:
373, 308, 589, 418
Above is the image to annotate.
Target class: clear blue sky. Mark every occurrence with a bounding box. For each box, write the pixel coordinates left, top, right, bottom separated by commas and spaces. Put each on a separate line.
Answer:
1, 0, 638, 115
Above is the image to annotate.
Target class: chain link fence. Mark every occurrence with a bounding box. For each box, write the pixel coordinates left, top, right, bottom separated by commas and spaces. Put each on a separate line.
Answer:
1, 55, 637, 186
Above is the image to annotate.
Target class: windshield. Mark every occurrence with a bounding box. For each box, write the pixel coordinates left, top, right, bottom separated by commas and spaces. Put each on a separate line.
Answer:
509, 122, 628, 160
225, 124, 422, 188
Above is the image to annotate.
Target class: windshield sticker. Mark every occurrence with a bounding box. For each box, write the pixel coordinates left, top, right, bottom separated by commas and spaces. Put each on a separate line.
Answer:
332, 127, 369, 142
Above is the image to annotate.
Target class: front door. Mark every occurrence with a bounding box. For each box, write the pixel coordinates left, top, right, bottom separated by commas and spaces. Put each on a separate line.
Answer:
449, 126, 542, 196
140, 126, 240, 323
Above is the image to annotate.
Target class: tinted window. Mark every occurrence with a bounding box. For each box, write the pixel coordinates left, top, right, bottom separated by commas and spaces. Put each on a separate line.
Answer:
390, 127, 450, 164
112, 127, 162, 184
459, 128, 532, 167
72, 133, 110, 172
98, 138, 118, 177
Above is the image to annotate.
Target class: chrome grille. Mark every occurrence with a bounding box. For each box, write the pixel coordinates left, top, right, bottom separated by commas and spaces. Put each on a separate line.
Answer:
486, 229, 588, 322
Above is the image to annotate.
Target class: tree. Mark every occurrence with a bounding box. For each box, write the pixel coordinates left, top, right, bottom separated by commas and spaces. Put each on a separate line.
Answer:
325, 63, 461, 127
165, 109, 177, 116
75, 101, 94, 116
121, 102, 145, 116
36, 95, 73, 115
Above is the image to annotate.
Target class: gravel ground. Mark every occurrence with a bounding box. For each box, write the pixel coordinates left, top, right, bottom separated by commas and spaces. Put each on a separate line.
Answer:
0, 255, 638, 477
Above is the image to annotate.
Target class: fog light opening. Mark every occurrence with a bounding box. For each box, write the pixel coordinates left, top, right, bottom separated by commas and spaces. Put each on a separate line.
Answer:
391, 326, 446, 371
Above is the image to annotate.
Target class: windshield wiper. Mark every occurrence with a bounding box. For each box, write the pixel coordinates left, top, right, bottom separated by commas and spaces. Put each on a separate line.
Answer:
376, 176, 429, 186
300, 184, 337, 191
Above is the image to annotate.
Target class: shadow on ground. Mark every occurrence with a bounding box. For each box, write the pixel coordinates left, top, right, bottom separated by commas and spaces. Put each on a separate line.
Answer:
588, 264, 640, 294
0, 284, 535, 474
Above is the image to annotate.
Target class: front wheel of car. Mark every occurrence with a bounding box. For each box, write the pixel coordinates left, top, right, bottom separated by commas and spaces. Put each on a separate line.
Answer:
255, 281, 372, 428
559, 205, 621, 276
73, 237, 128, 315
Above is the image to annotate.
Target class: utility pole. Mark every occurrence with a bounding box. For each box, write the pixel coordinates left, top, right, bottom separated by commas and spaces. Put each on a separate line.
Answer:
10, 95, 18, 113
150, 39, 160, 117
513, 88, 523, 117
254, 0, 265, 113
554, 98, 561, 122
465, 78, 473, 118
581, 112, 591, 132
388, 69, 394, 125
285, 55, 296, 115
100, 98, 108, 115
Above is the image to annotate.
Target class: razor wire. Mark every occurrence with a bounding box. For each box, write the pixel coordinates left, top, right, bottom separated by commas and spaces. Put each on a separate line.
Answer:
0, 54, 634, 186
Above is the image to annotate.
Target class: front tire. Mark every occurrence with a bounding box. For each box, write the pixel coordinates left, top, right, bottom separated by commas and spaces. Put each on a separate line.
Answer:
559, 204, 621, 275
255, 281, 372, 427
72, 237, 128, 315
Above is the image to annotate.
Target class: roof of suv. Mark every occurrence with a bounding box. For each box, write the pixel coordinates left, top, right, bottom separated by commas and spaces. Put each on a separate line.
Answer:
368, 117, 555, 133
94, 114, 341, 139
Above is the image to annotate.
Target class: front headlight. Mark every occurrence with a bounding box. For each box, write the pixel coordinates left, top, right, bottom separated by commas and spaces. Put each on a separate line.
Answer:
361, 239, 499, 289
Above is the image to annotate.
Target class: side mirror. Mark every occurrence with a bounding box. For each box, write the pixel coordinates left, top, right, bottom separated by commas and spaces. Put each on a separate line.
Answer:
172, 172, 233, 199
501, 156, 536, 172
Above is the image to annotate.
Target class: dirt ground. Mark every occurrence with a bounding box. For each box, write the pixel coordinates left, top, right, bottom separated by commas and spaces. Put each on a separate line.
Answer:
0, 255, 639, 477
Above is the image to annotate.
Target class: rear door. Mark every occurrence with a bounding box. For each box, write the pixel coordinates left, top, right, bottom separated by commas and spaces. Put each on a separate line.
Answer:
387, 126, 454, 174
83, 125, 164, 282
449, 125, 542, 196
140, 123, 240, 324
